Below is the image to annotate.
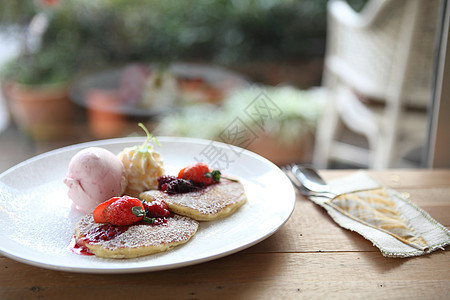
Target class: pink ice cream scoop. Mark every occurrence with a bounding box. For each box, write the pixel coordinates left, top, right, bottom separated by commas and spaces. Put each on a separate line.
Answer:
64, 147, 128, 213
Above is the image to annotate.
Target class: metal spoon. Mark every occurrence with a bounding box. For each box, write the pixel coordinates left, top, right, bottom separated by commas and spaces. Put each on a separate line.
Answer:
290, 165, 337, 198
283, 166, 316, 197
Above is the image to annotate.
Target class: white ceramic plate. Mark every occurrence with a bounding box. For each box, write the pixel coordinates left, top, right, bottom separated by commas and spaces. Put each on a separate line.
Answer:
0, 137, 295, 274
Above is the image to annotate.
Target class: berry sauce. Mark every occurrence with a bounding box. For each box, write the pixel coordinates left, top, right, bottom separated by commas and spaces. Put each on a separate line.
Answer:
68, 236, 94, 256
86, 224, 130, 242
69, 224, 129, 256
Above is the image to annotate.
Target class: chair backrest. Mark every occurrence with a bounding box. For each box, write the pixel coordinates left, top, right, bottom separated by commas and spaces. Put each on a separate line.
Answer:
325, 0, 441, 108
402, 0, 441, 105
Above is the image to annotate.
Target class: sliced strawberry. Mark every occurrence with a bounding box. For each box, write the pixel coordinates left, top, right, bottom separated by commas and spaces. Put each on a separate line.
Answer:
93, 197, 120, 223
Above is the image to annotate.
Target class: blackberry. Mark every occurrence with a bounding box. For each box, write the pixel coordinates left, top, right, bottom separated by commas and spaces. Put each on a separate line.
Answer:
157, 175, 177, 190
165, 179, 199, 194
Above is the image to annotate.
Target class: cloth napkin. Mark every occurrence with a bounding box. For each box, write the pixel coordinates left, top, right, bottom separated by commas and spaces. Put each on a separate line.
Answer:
309, 171, 450, 258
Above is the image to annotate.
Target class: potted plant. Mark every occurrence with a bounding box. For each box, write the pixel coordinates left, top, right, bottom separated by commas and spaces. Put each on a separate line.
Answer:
0, 1, 78, 140
2, 45, 78, 140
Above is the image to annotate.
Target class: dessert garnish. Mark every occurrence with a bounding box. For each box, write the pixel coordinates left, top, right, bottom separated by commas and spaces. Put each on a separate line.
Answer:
134, 199, 171, 225
118, 123, 164, 196
178, 162, 238, 185
93, 195, 170, 226
158, 162, 238, 194
93, 195, 145, 226
158, 175, 202, 194
136, 122, 161, 151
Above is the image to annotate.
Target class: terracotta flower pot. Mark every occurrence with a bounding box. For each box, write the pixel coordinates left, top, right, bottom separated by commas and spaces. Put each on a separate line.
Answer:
4, 81, 75, 140
246, 131, 314, 166
86, 89, 126, 139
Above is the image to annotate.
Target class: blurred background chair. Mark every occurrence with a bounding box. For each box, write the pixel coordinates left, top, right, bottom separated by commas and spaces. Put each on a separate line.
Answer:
313, 0, 441, 169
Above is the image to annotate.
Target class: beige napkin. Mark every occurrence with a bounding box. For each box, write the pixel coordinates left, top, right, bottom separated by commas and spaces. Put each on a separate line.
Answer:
309, 171, 450, 258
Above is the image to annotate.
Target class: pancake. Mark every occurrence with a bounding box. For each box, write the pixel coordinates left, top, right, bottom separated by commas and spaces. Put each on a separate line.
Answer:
139, 180, 246, 221
73, 214, 198, 258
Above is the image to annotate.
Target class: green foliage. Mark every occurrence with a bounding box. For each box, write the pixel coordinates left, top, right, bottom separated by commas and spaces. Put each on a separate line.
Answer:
0, 0, 35, 27
155, 86, 326, 146
1, 45, 74, 85
0, 0, 370, 85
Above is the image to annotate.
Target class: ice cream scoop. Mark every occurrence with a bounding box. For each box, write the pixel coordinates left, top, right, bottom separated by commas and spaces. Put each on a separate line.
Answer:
64, 147, 128, 213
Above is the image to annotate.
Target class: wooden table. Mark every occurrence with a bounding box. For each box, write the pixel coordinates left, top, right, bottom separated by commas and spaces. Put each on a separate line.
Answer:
1, 169, 449, 299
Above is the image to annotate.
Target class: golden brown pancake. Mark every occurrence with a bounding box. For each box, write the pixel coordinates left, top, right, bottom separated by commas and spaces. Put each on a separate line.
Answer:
73, 214, 198, 258
139, 180, 247, 221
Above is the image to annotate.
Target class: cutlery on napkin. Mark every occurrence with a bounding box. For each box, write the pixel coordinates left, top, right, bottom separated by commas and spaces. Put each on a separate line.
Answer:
286, 168, 450, 258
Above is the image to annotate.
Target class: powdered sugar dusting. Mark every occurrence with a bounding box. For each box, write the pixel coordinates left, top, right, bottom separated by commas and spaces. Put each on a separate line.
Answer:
0, 180, 79, 256
76, 214, 198, 251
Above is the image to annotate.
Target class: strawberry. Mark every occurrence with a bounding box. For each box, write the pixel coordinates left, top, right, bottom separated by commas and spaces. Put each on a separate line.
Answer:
143, 200, 170, 218
93, 196, 144, 226
178, 162, 213, 185
104, 197, 145, 226
177, 162, 238, 186
93, 197, 120, 223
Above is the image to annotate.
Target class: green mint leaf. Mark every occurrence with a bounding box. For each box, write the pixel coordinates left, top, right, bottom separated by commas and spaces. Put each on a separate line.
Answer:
132, 206, 146, 218
204, 170, 224, 182
138, 122, 161, 149
205, 170, 238, 182
143, 216, 155, 224
211, 170, 222, 182
221, 176, 238, 182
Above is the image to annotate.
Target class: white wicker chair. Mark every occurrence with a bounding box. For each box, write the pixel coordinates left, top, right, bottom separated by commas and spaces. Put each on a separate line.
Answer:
313, 0, 441, 169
